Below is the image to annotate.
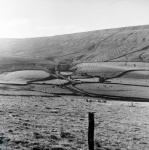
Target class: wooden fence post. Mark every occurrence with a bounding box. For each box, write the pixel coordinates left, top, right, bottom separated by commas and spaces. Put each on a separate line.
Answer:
88, 112, 94, 150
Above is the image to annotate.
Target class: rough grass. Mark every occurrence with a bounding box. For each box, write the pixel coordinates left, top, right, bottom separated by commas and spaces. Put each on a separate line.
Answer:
0, 96, 149, 150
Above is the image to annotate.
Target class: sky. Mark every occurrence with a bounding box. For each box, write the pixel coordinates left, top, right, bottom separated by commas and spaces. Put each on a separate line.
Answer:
0, 0, 149, 38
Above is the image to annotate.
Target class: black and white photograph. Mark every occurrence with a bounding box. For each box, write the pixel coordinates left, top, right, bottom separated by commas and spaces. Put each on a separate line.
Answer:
0, 0, 149, 149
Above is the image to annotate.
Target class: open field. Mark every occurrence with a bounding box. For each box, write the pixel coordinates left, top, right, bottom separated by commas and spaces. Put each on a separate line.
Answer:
1, 96, 149, 150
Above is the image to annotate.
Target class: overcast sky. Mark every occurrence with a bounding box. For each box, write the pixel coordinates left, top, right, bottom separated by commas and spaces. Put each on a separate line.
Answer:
0, 0, 149, 38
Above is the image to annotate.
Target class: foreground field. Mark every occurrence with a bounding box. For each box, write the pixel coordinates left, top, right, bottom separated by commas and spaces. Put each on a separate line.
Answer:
0, 96, 149, 150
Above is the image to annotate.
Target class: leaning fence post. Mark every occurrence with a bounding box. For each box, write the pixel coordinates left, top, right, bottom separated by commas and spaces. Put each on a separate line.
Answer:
88, 112, 95, 150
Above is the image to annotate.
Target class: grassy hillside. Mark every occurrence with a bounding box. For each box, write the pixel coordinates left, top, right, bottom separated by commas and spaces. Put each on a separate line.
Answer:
0, 24, 149, 73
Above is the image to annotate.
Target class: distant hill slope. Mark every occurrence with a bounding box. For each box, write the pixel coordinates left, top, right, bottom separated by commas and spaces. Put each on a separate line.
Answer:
0, 24, 149, 73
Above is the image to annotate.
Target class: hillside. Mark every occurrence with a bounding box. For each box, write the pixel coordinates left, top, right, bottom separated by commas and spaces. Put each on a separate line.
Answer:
0, 24, 149, 73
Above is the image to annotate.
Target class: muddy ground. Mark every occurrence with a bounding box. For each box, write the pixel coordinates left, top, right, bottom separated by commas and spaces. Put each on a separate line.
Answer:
0, 96, 149, 150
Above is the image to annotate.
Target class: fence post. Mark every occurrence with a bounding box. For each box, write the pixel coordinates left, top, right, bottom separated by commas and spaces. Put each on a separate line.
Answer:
88, 112, 94, 150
